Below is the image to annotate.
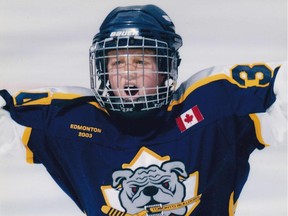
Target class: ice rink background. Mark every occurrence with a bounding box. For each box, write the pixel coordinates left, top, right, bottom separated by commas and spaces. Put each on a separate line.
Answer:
0, 0, 287, 215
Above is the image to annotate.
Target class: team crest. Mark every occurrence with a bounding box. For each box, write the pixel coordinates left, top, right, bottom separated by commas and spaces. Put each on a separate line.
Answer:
101, 147, 201, 216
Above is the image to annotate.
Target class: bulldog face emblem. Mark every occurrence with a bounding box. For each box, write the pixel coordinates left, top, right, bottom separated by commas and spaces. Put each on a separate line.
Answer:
112, 161, 188, 215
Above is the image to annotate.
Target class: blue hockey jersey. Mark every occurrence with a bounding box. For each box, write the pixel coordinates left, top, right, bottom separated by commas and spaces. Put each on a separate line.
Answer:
0, 63, 282, 216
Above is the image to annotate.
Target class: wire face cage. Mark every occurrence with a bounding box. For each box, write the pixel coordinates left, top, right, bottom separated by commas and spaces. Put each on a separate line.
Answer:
89, 36, 178, 114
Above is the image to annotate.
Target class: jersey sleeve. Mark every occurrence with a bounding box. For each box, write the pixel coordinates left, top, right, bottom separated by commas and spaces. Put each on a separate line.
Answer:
0, 87, 94, 159
252, 62, 287, 146
0, 86, 94, 129
172, 62, 283, 114
170, 61, 286, 146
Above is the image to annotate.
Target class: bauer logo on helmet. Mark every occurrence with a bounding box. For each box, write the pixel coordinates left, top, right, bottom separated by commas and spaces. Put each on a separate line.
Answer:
110, 30, 139, 37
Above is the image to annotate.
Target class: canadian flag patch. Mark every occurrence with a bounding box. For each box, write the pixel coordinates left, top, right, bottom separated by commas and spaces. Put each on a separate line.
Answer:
176, 105, 204, 132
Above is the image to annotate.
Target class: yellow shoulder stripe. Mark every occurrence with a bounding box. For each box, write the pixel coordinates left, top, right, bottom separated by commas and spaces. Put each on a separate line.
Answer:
14, 91, 87, 106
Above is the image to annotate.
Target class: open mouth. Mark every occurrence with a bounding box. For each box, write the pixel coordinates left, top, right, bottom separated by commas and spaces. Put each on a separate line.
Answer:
124, 85, 139, 96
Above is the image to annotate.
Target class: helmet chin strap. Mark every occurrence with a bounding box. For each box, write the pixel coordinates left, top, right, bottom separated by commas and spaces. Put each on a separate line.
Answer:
103, 82, 170, 113
108, 95, 167, 112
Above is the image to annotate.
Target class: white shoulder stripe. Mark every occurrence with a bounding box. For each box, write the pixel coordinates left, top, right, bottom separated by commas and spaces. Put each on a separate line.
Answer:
25, 86, 94, 96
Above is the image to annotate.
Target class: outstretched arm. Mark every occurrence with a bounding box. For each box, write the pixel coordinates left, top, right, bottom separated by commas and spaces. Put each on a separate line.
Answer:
0, 96, 26, 157
254, 61, 287, 146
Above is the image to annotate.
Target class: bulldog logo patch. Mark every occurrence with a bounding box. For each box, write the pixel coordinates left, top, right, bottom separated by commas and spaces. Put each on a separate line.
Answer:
101, 147, 201, 216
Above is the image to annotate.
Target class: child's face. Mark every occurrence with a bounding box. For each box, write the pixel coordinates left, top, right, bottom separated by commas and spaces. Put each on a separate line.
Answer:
107, 49, 164, 101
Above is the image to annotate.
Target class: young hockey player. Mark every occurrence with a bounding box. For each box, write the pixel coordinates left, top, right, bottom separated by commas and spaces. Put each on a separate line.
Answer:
0, 4, 286, 216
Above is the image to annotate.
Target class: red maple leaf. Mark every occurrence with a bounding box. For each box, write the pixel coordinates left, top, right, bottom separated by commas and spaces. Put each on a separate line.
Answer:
184, 113, 193, 123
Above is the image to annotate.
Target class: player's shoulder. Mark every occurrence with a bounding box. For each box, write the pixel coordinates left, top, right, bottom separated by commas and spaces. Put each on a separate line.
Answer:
13, 86, 94, 106
17, 86, 94, 96
170, 61, 283, 107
